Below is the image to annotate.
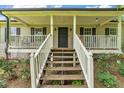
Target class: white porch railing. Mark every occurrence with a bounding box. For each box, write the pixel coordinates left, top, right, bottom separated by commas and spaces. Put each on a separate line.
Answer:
79, 35, 118, 49
9, 35, 47, 49
74, 34, 94, 88
0, 43, 5, 56
30, 34, 52, 88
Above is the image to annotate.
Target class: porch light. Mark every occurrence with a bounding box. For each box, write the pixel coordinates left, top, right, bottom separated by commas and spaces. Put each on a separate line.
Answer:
54, 28, 56, 31
70, 28, 72, 31
96, 18, 99, 22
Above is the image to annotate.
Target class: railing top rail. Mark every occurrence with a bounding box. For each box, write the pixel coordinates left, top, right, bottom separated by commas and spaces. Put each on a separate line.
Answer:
10, 35, 48, 36
34, 34, 51, 58
80, 35, 118, 36
75, 34, 91, 56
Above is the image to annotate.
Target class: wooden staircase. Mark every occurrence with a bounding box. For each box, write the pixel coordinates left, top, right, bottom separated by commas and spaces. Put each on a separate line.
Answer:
40, 48, 87, 88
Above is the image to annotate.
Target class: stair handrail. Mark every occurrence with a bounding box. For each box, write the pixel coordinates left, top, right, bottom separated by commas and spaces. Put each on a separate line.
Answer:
30, 34, 52, 88
74, 34, 94, 88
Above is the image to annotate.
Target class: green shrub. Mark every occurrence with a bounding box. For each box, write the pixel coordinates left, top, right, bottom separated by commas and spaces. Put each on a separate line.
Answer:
51, 80, 61, 85
72, 80, 83, 86
93, 54, 112, 71
0, 59, 18, 80
118, 63, 124, 76
0, 68, 5, 76
97, 71, 117, 88
0, 59, 13, 72
21, 68, 30, 80
0, 79, 7, 88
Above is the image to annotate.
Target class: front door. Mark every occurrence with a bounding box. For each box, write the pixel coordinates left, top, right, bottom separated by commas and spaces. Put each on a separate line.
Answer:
58, 27, 68, 48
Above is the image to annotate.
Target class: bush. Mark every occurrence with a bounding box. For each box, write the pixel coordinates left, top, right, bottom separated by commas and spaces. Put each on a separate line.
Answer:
0, 59, 13, 73
20, 68, 30, 80
0, 79, 7, 88
93, 54, 112, 71
0, 68, 5, 76
97, 71, 117, 88
118, 63, 124, 76
0, 59, 18, 80
72, 80, 83, 86
51, 80, 61, 85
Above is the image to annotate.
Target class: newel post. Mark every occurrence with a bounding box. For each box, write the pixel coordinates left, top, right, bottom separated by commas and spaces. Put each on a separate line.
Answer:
30, 53, 36, 88
88, 52, 94, 88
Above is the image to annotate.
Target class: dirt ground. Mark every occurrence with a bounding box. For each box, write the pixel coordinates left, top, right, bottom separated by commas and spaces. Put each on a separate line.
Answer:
7, 79, 31, 88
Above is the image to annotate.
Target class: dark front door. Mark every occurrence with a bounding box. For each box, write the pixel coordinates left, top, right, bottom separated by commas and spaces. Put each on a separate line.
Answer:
58, 27, 68, 48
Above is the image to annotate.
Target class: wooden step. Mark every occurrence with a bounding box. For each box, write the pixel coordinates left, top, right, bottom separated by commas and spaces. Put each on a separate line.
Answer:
47, 61, 79, 64
51, 48, 75, 51
41, 85, 87, 88
45, 67, 81, 71
48, 56, 77, 58
41, 75, 84, 80
50, 51, 75, 54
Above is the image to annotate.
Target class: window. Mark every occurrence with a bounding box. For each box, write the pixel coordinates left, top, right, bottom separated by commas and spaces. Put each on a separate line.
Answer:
31, 27, 47, 35
10, 27, 20, 35
16, 28, 20, 35
84, 28, 92, 35
109, 28, 117, 35
10, 27, 16, 35
80, 27, 96, 35
105, 28, 117, 35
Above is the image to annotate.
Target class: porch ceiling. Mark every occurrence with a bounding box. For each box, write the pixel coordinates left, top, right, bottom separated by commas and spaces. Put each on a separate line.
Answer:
77, 16, 116, 25
13, 16, 51, 25
9, 16, 116, 26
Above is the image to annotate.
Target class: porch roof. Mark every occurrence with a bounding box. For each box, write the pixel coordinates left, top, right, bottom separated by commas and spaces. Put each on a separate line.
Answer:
0, 8, 124, 26
0, 8, 124, 17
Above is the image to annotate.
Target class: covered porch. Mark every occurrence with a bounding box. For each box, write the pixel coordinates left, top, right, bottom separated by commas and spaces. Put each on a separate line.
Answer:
1, 9, 123, 53
7, 18, 122, 53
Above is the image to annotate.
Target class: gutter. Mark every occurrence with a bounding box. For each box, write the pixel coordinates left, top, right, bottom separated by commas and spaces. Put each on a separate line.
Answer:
0, 11, 9, 60
0, 8, 121, 12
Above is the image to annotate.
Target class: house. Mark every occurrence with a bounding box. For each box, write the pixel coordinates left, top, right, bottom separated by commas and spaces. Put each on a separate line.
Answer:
0, 8, 124, 88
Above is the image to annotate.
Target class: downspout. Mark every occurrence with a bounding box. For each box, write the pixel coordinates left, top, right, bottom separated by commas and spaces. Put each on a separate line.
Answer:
0, 11, 9, 60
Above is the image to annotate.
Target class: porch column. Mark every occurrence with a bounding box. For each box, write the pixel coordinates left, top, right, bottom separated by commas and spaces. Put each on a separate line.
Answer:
73, 16, 76, 49
50, 16, 53, 48
118, 15, 122, 50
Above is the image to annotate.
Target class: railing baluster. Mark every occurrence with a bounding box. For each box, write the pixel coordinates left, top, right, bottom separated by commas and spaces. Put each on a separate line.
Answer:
9, 35, 48, 49
79, 35, 118, 49
30, 34, 52, 88
74, 34, 94, 88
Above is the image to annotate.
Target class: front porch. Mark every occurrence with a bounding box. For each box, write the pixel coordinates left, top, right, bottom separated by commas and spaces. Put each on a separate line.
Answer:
3, 15, 121, 53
